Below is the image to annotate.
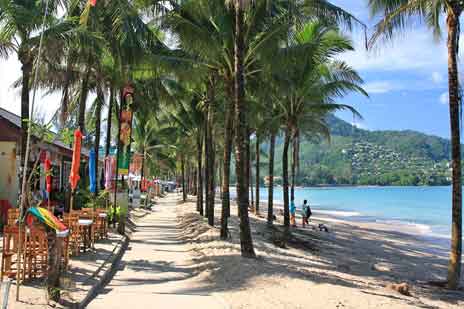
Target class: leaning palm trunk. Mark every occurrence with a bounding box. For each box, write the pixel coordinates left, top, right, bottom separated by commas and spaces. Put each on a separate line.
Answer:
60, 57, 73, 127
446, 9, 462, 289
93, 86, 104, 195
234, 1, 255, 258
267, 132, 276, 226
282, 129, 291, 229
105, 87, 114, 157
197, 134, 204, 215
19, 54, 32, 166
78, 63, 92, 134
255, 134, 260, 214
221, 96, 234, 239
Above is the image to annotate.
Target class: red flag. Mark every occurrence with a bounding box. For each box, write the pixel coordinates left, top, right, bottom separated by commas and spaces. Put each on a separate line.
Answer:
89, 0, 97, 7
69, 129, 83, 190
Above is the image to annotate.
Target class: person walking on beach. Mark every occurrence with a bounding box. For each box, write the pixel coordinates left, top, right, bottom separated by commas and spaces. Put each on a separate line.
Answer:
302, 200, 312, 228
290, 200, 297, 227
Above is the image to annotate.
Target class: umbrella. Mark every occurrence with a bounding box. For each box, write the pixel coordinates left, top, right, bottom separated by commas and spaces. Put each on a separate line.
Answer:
26, 207, 67, 232
69, 129, 83, 190
89, 149, 96, 193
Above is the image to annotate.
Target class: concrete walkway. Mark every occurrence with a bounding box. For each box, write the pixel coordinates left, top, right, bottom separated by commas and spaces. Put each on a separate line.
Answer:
88, 194, 224, 309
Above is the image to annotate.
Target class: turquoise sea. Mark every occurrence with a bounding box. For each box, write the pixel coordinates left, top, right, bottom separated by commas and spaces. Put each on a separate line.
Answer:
233, 186, 461, 243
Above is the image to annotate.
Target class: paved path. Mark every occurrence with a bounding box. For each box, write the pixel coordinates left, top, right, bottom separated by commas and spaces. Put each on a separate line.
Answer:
88, 194, 224, 309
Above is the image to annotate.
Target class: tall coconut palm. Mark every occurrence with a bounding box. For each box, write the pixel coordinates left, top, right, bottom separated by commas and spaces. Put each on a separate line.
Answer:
0, 0, 75, 165
271, 21, 366, 230
368, 0, 463, 289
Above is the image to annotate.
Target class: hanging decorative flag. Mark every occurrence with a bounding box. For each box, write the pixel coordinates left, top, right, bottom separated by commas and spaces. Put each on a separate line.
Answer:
118, 84, 135, 176
105, 156, 116, 190
45, 158, 52, 195
89, 149, 97, 193
89, 0, 97, 6
69, 129, 83, 190
26, 207, 67, 232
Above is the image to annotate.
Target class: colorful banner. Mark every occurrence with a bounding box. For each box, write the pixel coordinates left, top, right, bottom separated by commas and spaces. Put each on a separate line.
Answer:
117, 85, 134, 175
105, 156, 116, 190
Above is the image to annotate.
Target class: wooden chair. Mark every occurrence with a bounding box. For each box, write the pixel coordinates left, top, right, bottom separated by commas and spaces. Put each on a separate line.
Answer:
95, 208, 108, 240
24, 227, 48, 279
7, 208, 19, 226
64, 213, 81, 256
1, 225, 24, 280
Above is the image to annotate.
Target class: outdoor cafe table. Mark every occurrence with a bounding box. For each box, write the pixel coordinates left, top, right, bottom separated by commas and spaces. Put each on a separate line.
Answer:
78, 219, 93, 251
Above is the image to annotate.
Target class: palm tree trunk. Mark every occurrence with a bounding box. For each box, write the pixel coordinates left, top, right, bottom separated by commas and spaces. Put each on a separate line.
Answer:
446, 9, 462, 289
246, 127, 251, 207
60, 58, 73, 128
291, 135, 297, 202
19, 56, 32, 170
234, 1, 255, 258
78, 63, 92, 134
186, 162, 190, 195
193, 168, 197, 196
282, 129, 291, 229
204, 107, 210, 219
250, 150, 254, 209
105, 87, 114, 157
141, 150, 145, 183
181, 155, 187, 202
207, 99, 215, 227
221, 94, 234, 239
267, 132, 276, 226
197, 134, 204, 215
94, 85, 104, 195
255, 133, 260, 214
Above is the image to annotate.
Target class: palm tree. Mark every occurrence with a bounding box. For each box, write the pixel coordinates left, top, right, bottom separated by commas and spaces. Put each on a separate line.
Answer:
232, 0, 256, 258
271, 21, 366, 230
0, 0, 74, 164
368, 0, 462, 288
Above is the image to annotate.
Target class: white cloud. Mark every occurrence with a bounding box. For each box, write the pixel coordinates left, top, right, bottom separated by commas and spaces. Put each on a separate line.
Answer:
431, 72, 445, 84
340, 31, 448, 73
440, 92, 449, 105
363, 81, 396, 94
0, 58, 70, 123
351, 121, 368, 129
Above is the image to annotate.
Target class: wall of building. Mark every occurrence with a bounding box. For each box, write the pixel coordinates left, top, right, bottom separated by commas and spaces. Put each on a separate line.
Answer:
0, 141, 19, 206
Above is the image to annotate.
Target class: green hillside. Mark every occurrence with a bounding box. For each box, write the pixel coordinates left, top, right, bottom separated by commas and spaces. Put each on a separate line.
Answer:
268, 116, 452, 186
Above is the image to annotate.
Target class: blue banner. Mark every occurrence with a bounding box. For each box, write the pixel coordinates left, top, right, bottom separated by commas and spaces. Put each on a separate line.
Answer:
89, 149, 97, 193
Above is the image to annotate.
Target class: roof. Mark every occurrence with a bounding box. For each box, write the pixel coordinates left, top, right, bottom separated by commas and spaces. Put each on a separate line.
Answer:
0, 107, 89, 156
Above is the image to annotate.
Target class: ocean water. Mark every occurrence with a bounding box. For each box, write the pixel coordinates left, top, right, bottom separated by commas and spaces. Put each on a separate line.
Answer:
233, 186, 461, 242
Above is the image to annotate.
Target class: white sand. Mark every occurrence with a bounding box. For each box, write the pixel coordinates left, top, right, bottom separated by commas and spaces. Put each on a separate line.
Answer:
176, 195, 464, 309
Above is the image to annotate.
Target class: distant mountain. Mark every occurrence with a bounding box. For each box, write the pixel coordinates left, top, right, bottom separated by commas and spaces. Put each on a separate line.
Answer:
269, 115, 452, 186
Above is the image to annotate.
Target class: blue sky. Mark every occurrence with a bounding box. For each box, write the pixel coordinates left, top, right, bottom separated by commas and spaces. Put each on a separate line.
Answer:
0, 1, 455, 138
332, 0, 452, 138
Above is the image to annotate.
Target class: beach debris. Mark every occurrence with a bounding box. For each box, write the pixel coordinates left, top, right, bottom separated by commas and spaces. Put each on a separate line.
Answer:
371, 262, 391, 272
318, 224, 329, 232
337, 264, 351, 272
386, 282, 411, 296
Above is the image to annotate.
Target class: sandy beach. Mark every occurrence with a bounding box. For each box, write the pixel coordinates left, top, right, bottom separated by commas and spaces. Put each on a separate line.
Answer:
176, 195, 464, 309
